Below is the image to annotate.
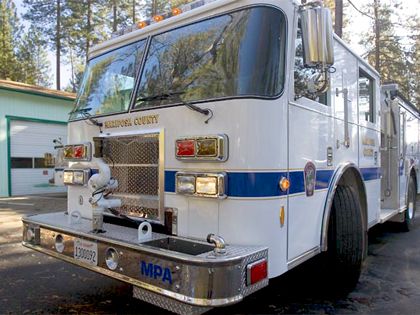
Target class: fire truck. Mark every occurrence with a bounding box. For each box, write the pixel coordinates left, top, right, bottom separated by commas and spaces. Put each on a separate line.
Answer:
22, 0, 419, 314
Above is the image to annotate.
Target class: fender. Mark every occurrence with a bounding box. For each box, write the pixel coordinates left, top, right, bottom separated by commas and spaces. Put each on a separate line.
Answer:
320, 162, 367, 252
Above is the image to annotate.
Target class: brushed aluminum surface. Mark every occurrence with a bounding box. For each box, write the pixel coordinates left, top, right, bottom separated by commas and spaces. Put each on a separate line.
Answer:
22, 212, 269, 307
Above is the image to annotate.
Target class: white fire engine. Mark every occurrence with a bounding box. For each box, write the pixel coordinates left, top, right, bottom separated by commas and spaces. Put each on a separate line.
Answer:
22, 0, 419, 314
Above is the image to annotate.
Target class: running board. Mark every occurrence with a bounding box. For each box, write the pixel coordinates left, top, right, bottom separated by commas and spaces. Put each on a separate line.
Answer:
379, 207, 406, 223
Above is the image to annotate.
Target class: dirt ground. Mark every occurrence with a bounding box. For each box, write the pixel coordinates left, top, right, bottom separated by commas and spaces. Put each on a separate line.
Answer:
1, 194, 420, 314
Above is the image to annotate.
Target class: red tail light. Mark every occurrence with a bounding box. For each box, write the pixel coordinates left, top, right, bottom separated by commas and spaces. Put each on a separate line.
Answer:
247, 259, 268, 286
176, 140, 195, 157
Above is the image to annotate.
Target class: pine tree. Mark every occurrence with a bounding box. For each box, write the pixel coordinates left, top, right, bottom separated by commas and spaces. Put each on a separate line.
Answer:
324, 0, 350, 40
23, 0, 66, 90
108, 0, 132, 32
359, 0, 410, 96
65, 0, 108, 63
0, 0, 19, 80
16, 26, 52, 87
407, 16, 420, 106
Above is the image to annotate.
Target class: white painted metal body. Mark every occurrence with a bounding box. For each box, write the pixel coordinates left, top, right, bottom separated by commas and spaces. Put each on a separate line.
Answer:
64, 0, 418, 281
380, 86, 420, 221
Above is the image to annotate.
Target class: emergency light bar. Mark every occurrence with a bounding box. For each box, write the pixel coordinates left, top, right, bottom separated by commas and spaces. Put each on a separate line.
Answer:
111, 0, 219, 38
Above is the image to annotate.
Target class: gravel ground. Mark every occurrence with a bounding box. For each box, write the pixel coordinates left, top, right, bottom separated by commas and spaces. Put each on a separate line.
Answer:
1, 194, 420, 315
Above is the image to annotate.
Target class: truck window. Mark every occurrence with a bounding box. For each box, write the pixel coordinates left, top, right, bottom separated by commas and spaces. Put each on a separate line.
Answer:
134, 6, 286, 110
359, 69, 375, 123
70, 39, 147, 120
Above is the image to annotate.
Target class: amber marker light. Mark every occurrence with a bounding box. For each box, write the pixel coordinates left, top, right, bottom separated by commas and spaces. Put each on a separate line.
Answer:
63, 146, 74, 159
279, 177, 290, 192
137, 21, 148, 29
153, 15, 164, 22
196, 139, 217, 157
280, 206, 285, 227
172, 7, 182, 16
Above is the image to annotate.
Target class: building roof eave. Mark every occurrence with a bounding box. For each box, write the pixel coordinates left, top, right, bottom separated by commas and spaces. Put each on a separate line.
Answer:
0, 80, 76, 102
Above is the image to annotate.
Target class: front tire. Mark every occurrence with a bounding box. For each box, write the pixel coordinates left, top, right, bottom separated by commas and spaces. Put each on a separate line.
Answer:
401, 176, 416, 232
325, 185, 365, 294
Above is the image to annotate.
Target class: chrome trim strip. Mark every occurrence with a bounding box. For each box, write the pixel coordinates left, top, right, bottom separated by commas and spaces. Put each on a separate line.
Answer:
158, 129, 165, 223
22, 216, 247, 264
22, 241, 243, 307
287, 246, 320, 270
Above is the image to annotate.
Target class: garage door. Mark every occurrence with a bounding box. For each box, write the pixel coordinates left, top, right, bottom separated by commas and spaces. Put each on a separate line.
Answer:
10, 120, 67, 196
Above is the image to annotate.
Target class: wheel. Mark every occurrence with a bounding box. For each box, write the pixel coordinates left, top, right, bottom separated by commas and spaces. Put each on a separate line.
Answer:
325, 185, 365, 294
401, 176, 416, 232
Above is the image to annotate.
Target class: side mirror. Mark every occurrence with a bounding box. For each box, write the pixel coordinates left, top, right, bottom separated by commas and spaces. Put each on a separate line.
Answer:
300, 5, 334, 68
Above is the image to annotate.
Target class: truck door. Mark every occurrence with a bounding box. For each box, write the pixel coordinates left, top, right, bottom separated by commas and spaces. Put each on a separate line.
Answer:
380, 95, 399, 211
399, 108, 407, 210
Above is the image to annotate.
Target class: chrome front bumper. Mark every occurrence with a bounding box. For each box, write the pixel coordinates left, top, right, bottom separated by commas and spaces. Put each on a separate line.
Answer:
22, 212, 268, 314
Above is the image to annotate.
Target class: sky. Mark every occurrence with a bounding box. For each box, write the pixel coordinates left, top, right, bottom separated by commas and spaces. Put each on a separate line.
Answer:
13, 0, 419, 91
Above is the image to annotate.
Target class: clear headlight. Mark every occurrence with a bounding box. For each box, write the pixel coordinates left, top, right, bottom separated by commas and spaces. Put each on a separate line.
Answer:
73, 171, 85, 185
175, 172, 227, 198
196, 176, 218, 195
63, 170, 74, 185
176, 175, 196, 194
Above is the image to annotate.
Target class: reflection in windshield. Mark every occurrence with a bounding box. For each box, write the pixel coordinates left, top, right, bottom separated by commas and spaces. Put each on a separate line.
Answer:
135, 7, 286, 109
71, 40, 146, 120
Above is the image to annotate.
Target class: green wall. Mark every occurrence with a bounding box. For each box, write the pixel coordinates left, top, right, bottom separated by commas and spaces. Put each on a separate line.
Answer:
0, 89, 74, 197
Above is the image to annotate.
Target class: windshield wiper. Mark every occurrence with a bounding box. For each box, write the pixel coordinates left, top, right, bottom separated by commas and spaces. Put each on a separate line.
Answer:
136, 91, 185, 103
137, 91, 213, 123
70, 107, 103, 128
69, 107, 92, 115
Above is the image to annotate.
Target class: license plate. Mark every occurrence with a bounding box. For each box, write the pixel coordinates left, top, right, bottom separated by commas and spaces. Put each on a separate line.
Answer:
74, 238, 98, 266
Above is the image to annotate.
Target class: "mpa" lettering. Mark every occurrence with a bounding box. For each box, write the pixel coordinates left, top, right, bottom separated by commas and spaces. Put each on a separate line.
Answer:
140, 261, 173, 284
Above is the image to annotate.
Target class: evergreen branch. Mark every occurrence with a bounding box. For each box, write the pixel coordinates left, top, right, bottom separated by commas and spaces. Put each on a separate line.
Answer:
347, 0, 374, 20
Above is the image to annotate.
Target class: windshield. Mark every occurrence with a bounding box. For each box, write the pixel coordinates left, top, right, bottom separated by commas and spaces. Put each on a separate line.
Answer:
134, 6, 286, 109
70, 39, 147, 120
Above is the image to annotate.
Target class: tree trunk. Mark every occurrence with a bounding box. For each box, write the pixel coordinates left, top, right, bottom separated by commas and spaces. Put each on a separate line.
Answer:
335, 0, 343, 38
56, 0, 61, 90
69, 44, 76, 93
113, 0, 117, 32
132, 0, 136, 24
152, 0, 157, 16
86, 0, 91, 63
374, 0, 380, 71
